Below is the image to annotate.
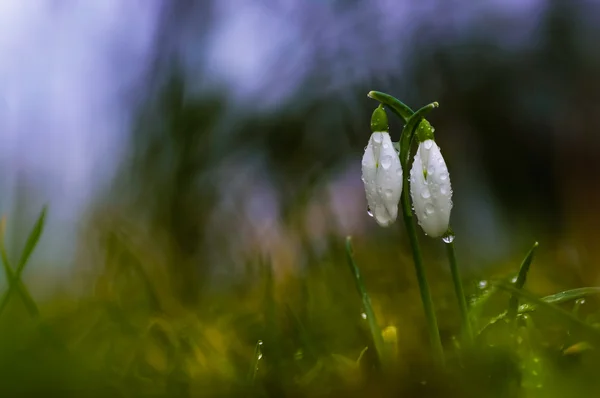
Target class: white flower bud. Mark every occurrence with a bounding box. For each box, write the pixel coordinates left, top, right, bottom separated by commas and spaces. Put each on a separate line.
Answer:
362, 132, 403, 227
410, 139, 452, 237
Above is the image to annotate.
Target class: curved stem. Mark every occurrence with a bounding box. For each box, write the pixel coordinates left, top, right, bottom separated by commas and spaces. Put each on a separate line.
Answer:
367, 91, 413, 122
445, 237, 473, 343
401, 180, 445, 366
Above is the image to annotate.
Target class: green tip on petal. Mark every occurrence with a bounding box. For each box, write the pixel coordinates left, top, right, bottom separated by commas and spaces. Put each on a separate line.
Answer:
416, 119, 435, 142
370, 105, 389, 132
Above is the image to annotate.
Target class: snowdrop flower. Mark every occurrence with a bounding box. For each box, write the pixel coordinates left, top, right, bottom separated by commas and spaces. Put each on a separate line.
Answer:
410, 120, 452, 237
362, 106, 403, 227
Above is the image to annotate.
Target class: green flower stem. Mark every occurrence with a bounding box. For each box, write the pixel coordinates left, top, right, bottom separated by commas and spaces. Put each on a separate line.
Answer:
368, 94, 445, 365
401, 105, 445, 365
400, 177, 445, 366
367, 91, 414, 122
444, 236, 473, 343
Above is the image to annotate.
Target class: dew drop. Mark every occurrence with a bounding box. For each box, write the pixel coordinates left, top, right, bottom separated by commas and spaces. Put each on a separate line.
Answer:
576, 298, 586, 305
425, 203, 435, 214
478, 280, 488, 289
361, 312, 367, 319
427, 166, 435, 176
373, 133, 383, 143
421, 189, 431, 199
424, 140, 433, 149
440, 172, 448, 181
442, 234, 455, 243
364, 146, 368, 151
381, 155, 392, 169
396, 168, 403, 177
367, 206, 374, 217
383, 143, 389, 149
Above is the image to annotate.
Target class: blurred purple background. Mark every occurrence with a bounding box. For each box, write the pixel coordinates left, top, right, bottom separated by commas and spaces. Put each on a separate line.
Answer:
1, 0, 600, 294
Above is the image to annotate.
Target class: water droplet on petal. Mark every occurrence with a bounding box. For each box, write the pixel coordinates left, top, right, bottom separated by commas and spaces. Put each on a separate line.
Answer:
421, 189, 431, 199
381, 155, 392, 169
385, 189, 393, 198
440, 172, 448, 180
442, 234, 455, 243
427, 166, 435, 176
425, 203, 435, 214
396, 168, 402, 177
383, 143, 389, 149
373, 133, 383, 143
424, 140, 433, 149
367, 206, 373, 217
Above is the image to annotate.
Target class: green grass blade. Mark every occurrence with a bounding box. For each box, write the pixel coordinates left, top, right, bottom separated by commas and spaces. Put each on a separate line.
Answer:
507, 242, 539, 321
0, 216, 40, 317
539, 287, 600, 305
494, 282, 600, 345
247, 340, 264, 384
345, 236, 386, 369
16, 206, 47, 273
478, 287, 600, 336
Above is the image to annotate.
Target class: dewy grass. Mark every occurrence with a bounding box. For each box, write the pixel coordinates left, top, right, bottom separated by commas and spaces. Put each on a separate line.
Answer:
4, 93, 600, 396
345, 236, 386, 369
507, 241, 539, 321
444, 232, 474, 343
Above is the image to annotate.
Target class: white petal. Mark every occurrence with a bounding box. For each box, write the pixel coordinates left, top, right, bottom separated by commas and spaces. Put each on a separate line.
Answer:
362, 132, 382, 221
410, 140, 452, 237
375, 133, 402, 224
362, 132, 403, 227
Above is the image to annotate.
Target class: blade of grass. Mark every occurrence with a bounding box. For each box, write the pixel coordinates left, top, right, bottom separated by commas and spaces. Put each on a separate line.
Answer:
0, 213, 41, 317
345, 236, 386, 369
478, 287, 600, 336
15, 206, 47, 272
494, 282, 600, 345
248, 340, 264, 384
507, 242, 539, 321
444, 233, 473, 343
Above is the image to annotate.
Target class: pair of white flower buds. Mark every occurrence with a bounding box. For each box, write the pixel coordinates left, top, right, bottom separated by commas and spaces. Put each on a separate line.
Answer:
361, 107, 452, 238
